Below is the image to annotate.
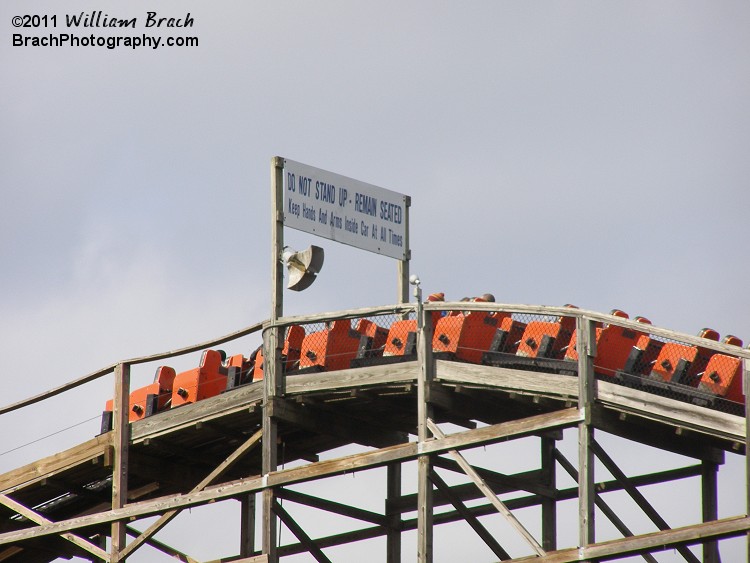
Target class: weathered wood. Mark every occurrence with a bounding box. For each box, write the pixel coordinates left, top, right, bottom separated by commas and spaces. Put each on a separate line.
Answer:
506, 515, 750, 563
386, 462, 401, 563
276, 488, 386, 525
553, 448, 659, 563
0, 493, 108, 561
130, 384, 263, 443
590, 406, 726, 464
125, 526, 201, 563
268, 397, 406, 448
272, 500, 331, 563
540, 436, 557, 551
111, 362, 130, 561
701, 461, 719, 563
240, 494, 256, 558
435, 361, 578, 399
591, 440, 700, 563
286, 361, 418, 395
431, 455, 553, 498
0, 409, 582, 546
427, 419, 545, 556
416, 304, 433, 563
597, 379, 745, 443
0, 432, 113, 493
576, 317, 595, 548
429, 470, 511, 560
119, 428, 263, 559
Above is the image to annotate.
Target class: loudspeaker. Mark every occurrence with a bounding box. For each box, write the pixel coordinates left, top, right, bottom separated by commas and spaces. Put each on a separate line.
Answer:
282, 245, 325, 291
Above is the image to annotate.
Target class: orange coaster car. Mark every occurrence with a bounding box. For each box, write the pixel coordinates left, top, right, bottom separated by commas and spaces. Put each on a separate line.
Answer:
171, 349, 227, 407
432, 311, 506, 363
102, 365, 177, 432
299, 319, 362, 372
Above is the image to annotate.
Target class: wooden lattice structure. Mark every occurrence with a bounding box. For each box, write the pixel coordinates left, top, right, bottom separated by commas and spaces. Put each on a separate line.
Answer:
1, 301, 749, 562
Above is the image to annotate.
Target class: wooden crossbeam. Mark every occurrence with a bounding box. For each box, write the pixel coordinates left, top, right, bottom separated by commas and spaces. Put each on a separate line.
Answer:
553, 448, 659, 563
0, 493, 108, 561
0, 408, 582, 546
272, 500, 331, 563
426, 418, 545, 557
507, 515, 750, 562
591, 440, 701, 563
429, 469, 510, 560
118, 427, 263, 560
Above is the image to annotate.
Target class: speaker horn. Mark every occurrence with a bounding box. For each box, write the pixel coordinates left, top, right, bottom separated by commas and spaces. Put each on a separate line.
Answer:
282, 245, 325, 291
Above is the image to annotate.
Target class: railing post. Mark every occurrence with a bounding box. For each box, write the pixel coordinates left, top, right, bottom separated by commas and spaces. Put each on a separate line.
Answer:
111, 362, 130, 562
386, 462, 402, 562
263, 156, 285, 562
417, 299, 434, 563
541, 435, 557, 551
576, 316, 596, 553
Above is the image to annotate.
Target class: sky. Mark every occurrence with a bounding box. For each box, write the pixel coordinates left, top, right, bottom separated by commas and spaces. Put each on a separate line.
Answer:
2, 1, 750, 561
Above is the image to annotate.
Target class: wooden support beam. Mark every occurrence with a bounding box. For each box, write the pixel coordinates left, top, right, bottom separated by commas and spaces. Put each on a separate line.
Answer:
591, 440, 701, 563
0, 409, 583, 546
275, 488, 386, 526
111, 362, 130, 562
119, 428, 263, 560
701, 460, 719, 563
506, 515, 750, 563
576, 317, 595, 549
267, 397, 407, 448
540, 436, 557, 551
427, 419, 545, 557
240, 494, 256, 558
272, 500, 331, 563
0, 433, 113, 495
125, 525, 201, 563
0, 493, 108, 561
429, 469, 511, 560
553, 449, 659, 563
416, 298, 434, 563
431, 455, 554, 498
386, 462, 401, 563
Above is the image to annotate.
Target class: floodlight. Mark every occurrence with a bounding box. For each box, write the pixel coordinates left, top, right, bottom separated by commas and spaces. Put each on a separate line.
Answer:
282, 245, 325, 291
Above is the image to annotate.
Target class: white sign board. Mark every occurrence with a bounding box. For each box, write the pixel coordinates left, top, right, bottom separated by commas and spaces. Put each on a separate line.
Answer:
282, 159, 409, 260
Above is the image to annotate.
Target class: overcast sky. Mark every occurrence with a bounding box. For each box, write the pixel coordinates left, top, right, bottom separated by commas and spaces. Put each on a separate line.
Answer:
2, 1, 749, 561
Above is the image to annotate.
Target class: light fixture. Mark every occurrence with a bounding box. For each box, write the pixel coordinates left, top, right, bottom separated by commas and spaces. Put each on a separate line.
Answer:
282, 245, 325, 291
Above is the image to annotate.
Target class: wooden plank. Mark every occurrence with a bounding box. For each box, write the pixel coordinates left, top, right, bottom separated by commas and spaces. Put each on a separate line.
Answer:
435, 360, 578, 398
0, 409, 582, 546
427, 419, 545, 556
553, 448, 659, 563
576, 317, 595, 548
276, 488, 386, 526
417, 303, 434, 563
429, 470, 510, 560
0, 432, 112, 493
285, 361, 418, 395
701, 461, 720, 563
596, 379, 745, 443
272, 500, 332, 563
591, 440, 700, 563
0, 493, 108, 561
386, 462, 401, 563
125, 526, 201, 563
267, 398, 406, 448
111, 362, 130, 561
506, 515, 750, 563
130, 383, 263, 443
119, 428, 263, 560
